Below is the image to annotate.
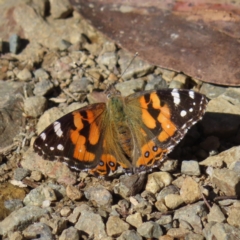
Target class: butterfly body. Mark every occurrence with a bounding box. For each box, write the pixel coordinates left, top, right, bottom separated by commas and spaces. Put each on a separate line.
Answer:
34, 87, 208, 176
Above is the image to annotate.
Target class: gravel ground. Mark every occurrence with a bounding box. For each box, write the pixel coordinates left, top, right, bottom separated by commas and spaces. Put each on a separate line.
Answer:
1, 1, 240, 240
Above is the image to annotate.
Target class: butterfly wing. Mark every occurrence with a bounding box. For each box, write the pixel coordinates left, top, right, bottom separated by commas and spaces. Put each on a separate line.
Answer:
34, 103, 106, 171
125, 88, 208, 170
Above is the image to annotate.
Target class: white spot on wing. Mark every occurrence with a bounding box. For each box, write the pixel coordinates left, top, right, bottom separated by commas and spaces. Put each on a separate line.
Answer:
189, 108, 193, 112
171, 89, 180, 105
54, 121, 63, 137
40, 132, 46, 141
50, 147, 54, 151
57, 144, 64, 151
180, 110, 187, 117
189, 90, 195, 99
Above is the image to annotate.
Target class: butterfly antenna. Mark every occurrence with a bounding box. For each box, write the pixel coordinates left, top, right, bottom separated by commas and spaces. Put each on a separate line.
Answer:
120, 52, 139, 79
73, 62, 99, 83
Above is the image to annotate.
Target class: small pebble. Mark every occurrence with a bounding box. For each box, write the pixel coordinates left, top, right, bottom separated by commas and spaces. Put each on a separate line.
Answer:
17, 68, 32, 81
66, 185, 83, 201
60, 207, 72, 217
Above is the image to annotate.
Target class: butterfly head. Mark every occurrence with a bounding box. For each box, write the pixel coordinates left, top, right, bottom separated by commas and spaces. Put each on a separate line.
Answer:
105, 84, 121, 99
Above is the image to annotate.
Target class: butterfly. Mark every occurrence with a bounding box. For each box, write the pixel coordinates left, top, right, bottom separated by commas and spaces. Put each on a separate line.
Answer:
33, 85, 208, 176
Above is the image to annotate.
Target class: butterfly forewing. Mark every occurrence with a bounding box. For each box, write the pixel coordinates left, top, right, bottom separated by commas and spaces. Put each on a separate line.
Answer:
125, 89, 208, 169
34, 103, 106, 170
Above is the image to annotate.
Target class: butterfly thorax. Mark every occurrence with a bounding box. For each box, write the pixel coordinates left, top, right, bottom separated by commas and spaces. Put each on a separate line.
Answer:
107, 96, 133, 158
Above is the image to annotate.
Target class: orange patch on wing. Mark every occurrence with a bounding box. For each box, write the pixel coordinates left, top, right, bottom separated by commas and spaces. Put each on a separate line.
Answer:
158, 131, 169, 142
70, 110, 99, 162
142, 109, 156, 128
140, 96, 156, 129
150, 93, 161, 109
89, 121, 100, 145
140, 94, 177, 140
136, 140, 165, 167
72, 112, 84, 130
70, 132, 95, 161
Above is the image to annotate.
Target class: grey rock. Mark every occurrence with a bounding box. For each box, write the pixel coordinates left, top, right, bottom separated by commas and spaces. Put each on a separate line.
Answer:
180, 177, 202, 204
23, 183, 65, 206
145, 172, 173, 194
227, 204, 240, 227
13, 168, 30, 181
4, 199, 23, 212
145, 75, 167, 91
23, 96, 47, 117
97, 52, 118, 70
68, 204, 91, 224
69, 77, 91, 93
33, 79, 54, 96
201, 83, 227, 99
60, 206, 72, 217
33, 68, 49, 80
126, 212, 142, 228
133, 199, 153, 215
207, 204, 225, 223
30, 170, 43, 181
161, 68, 176, 82
84, 185, 112, 207
9, 34, 21, 54
181, 160, 201, 176
114, 174, 146, 198
201, 146, 240, 170
179, 219, 192, 230
169, 79, 185, 89
159, 159, 178, 172
66, 185, 83, 201
220, 87, 240, 105
59, 226, 79, 240
21, 148, 77, 185
41, 216, 67, 235
117, 230, 142, 240
22, 222, 53, 240
165, 194, 184, 209
17, 68, 32, 81
211, 168, 240, 196
174, 201, 208, 234
156, 185, 179, 201
75, 209, 107, 239
137, 221, 163, 238
43, 186, 57, 202
203, 222, 240, 240
0, 206, 49, 235
106, 216, 130, 237
156, 215, 172, 226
